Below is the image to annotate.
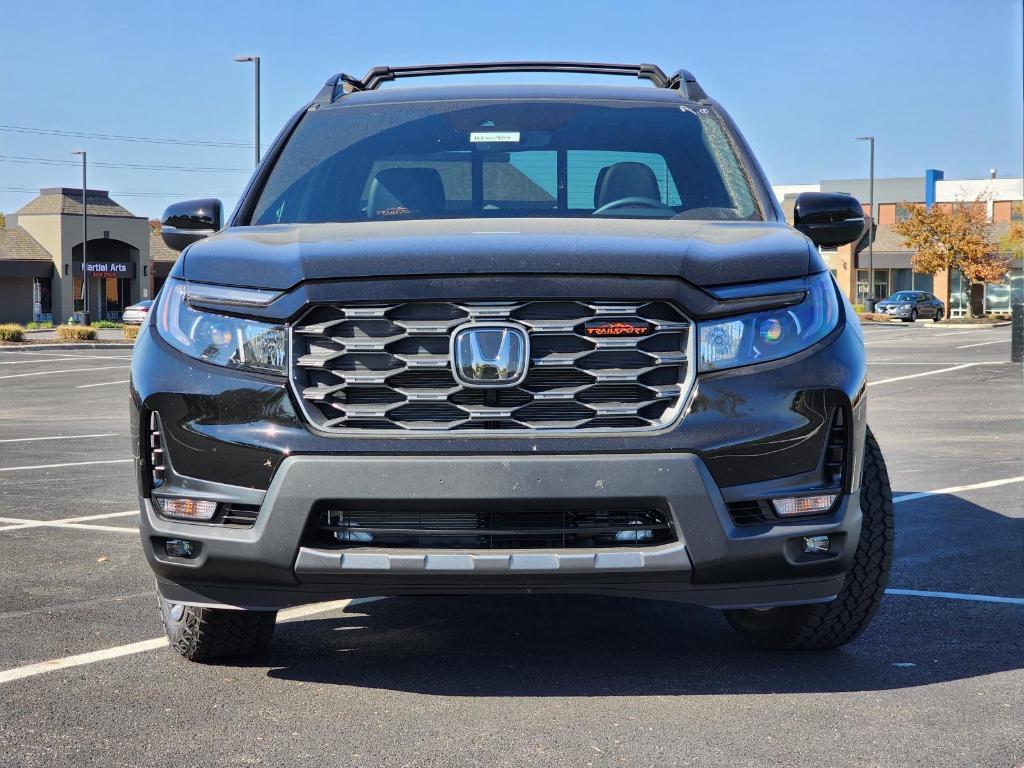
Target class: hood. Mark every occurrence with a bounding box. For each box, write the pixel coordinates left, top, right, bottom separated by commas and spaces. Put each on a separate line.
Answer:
180, 218, 822, 291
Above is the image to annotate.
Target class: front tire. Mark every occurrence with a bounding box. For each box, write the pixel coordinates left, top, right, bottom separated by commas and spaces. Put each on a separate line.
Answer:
724, 427, 894, 650
933, 309, 943, 322
158, 593, 277, 663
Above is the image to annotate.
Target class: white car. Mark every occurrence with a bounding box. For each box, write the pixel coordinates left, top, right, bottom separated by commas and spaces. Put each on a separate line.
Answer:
122, 300, 153, 325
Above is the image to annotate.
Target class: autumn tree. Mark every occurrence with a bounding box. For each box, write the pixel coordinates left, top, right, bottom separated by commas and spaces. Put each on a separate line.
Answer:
893, 195, 1012, 316
999, 221, 1024, 260
0, 212, 6, 229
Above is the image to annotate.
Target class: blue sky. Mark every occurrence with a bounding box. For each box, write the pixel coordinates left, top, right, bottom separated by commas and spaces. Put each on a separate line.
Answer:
1, 0, 1021, 219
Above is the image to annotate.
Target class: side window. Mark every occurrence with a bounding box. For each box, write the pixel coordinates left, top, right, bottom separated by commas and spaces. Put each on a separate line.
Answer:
567, 151, 682, 209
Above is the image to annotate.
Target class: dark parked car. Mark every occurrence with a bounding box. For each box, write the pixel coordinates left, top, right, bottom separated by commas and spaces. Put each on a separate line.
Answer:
875, 291, 944, 322
121, 300, 153, 325
132, 61, 894, 662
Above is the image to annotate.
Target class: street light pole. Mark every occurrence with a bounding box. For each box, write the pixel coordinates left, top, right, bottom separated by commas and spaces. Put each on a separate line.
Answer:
234, 55, 261, 167
856, 136, 876, 312
71, 150, 89, 324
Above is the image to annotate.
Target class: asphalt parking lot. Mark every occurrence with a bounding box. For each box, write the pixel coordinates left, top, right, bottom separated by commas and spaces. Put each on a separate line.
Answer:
0, 325, 1021, 768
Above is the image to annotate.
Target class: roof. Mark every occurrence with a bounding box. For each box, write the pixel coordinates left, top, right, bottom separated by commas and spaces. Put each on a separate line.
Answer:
328, 83, 695, 109
149, 229, 179, 262
0, 226, 52, 261
15, 188, 138, 218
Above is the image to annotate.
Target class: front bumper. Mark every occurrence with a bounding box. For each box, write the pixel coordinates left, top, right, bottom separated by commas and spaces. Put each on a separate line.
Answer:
142, 452, 860, 611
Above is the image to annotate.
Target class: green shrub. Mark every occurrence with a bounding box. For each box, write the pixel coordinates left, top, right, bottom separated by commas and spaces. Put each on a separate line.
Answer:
92, 320, 123, 329
55, 325, 97, 342
123, 325, 140, 341
0, 323, 25, 342
25, 321, 53, 330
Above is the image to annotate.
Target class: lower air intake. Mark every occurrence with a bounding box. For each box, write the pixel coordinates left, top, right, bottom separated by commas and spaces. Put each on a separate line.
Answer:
308, 507, 676, 550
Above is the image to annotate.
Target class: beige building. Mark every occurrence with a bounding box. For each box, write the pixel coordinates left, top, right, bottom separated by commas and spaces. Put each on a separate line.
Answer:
0, 188, 174, 324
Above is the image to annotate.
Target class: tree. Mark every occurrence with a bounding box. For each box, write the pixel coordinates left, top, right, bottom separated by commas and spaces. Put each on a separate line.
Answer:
893, 195, 1012, 317
999, 221, 1024, 260
148, 218, 161, 232
0, 212, 6, 229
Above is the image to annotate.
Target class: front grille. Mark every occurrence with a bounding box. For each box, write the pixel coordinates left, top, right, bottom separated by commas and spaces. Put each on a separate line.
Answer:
308, 507, 676, 549
290, 301, 692, 432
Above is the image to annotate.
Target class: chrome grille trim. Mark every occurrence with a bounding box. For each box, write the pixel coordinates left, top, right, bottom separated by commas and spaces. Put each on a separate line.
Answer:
289, 300, 695, 434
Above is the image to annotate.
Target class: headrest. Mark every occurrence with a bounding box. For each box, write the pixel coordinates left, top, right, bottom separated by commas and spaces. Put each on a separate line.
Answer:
594, 162, 661, 209
367, 167, 445, 218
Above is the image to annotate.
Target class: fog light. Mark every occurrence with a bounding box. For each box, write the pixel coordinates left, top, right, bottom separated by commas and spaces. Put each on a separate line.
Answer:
164, 539, 197, 558
771, 494, 838, 517
802, 535, 831, 554
615, 525, 654, 542
154, 496, 218, 521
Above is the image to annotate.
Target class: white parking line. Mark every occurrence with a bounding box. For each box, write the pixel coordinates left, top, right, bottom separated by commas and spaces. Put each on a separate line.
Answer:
955, 339, 1007, 349
0, 510, 137, 533
0, 520, 136, 533
0, 458, 133, 473
885, 589, 1024, 606
867, 362, 1008, 386
0, 365, 129, 380
0, 597, 381, 685
0, 433, 119, 444
0, 358, 74, 366
892, 476, 1024, 504
0, 350, 132, 360
76, 380, 130, 389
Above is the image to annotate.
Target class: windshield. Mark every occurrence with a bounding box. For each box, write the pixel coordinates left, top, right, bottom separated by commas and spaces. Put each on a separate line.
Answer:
250, 99, 762, 225
889, 292, 920, 302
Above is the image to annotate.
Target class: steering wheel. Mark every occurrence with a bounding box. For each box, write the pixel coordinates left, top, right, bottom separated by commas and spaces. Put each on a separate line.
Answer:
592, 196, 675, 215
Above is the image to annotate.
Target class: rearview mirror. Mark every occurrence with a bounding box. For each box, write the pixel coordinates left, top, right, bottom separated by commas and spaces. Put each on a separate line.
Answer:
793, 192, 866, 248
161, 198, 223, 252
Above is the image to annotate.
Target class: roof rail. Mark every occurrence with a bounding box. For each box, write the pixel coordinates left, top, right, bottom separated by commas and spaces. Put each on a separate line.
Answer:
314, 61, 707, 104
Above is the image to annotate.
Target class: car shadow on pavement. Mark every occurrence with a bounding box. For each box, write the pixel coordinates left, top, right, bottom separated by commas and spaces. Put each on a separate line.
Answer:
263, 494, 1022, 696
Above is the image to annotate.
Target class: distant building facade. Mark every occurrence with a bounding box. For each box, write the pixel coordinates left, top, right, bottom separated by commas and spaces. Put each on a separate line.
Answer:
0, 188, 178, 324
774, 173, 1024, 316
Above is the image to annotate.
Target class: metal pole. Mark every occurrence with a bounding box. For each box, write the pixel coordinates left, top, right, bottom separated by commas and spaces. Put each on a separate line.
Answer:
867, 137, 875, 312
254, 56, 260, 167
71, 150, 90, 325
235, 55, 261, 167
1012, 303, 1023, 363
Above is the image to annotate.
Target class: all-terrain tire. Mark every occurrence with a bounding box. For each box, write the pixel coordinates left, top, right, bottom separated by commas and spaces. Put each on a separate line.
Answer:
158, 593, 277, 663
724, 427, 894, 650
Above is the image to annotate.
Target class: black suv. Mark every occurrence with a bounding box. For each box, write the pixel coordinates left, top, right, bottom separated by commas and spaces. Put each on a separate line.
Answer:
132, 62, 894, 662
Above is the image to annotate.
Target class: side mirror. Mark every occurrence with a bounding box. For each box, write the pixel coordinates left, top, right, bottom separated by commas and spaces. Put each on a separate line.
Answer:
793, 192, 866, 248
161, 198, 222, 252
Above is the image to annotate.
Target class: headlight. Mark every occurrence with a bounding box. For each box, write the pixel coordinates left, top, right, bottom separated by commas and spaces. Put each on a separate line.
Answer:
697, 271, 840, 371
155, 278, 286, 375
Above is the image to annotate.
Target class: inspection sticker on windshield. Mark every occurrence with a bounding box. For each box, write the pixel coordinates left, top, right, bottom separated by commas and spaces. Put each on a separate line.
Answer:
470, 131, 520, 143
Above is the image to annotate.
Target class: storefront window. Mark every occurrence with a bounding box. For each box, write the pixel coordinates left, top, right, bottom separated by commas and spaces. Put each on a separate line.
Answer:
856, 269, 869, 305
73, 277, 83, 313
891, 268, 934, 293
32, 277, 52, 322
873, 271, 889, 300
985, 268, 1023, 315
949, 270, 969, 317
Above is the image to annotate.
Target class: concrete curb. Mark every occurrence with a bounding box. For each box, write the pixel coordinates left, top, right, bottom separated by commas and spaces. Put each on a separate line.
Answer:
922, 322, 1011, 330
0, 343, 135, 352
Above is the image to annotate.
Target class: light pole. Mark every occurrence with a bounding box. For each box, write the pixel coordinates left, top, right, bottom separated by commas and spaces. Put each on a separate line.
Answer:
71, 150, 89, 325
234, 55, 261, 167
856, 136, 876, 311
